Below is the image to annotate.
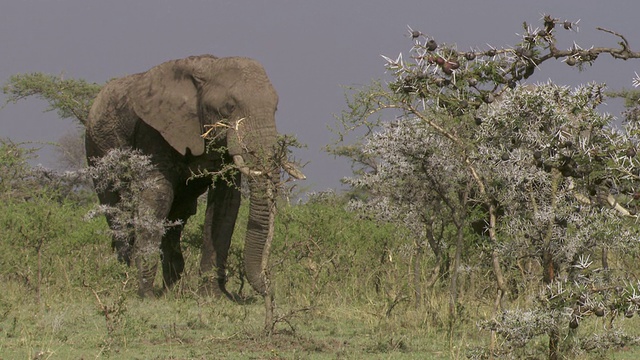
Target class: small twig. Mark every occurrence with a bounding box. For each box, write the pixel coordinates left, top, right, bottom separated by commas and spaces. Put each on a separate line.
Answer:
202, 117, 247, 138
596, 27, 630, 50
268, 306, 313, 335
84, 281, 106, 311
386, 294, 409, 317
83, 281, 112, 334
121, 271, 131, 292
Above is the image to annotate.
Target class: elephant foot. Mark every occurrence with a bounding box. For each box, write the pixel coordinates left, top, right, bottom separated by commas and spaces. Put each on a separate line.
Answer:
135, 256, 158, 299
197, 280, 253, 303
227, 292, 254, 304
197, 280, 227, 298
161, 260, 184, 290
113, 241, 133, 266
161, 271, 182, 291
137, 286, 157, 299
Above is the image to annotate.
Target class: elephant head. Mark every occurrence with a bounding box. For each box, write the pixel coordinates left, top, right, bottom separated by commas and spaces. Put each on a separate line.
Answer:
126, 55, 303, 295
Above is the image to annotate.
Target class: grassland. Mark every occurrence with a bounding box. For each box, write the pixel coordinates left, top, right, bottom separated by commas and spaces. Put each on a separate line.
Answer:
2, 269, 640, 359
1, 192, 639, 359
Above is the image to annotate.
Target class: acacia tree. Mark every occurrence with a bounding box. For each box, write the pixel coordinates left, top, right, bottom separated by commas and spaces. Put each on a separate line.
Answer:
332, 15, 640, 359
344, 115, 473, 314
473, 83, 640, 358
2, 72, 102, 169
2, 72, 101, 124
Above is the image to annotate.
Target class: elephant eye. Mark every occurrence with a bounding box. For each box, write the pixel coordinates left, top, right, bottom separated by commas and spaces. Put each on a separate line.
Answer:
220, 103, 236, 117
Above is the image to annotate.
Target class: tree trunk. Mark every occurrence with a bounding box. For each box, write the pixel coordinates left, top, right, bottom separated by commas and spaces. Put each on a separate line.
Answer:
546, 251, 560, 360
488, 204, 507, 310
413, 238, 423, 308
544, 169, 561, 360
449, 223, 463, 320
449, 185, 468, 321
488, 203, 506, 359
424, 212, 453, 283
36, 238, 43, 304
542, 248, 555, 285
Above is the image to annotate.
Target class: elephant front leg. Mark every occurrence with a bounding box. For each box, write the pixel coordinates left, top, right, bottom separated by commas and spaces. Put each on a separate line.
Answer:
160, 223, 185, 289
135, 256, 159, 298
108, 214, 135, 266
199, 174, 241, 298
95, 188, 135, 266
134, 177, 175, 298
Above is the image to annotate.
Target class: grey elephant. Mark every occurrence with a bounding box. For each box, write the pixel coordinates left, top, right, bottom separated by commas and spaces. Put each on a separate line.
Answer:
85, 54, 304, 298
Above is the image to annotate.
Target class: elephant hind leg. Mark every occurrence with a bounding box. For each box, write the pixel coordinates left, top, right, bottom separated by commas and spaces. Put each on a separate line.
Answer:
161, 187, 206, 292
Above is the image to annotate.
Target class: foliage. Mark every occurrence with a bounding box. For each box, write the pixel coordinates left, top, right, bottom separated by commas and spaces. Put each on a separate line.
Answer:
0, 138, 38, 199
0, 140, 110, 309
608, 88, 640, 108
2, 73, 103, 170
0, 148, 639, 357
276, 191, 403, 304
55, 128, 88, 170
2, 72, 102, 125
330, 16, 640, 174
0, 138, 93, 204
84, 148, 182, 260
331, 15, 640, 359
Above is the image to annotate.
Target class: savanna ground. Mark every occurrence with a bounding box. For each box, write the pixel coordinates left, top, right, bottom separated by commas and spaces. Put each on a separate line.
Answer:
1, 189, 639, 359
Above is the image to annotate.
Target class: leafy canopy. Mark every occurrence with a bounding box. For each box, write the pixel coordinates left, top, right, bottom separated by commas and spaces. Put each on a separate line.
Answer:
2, 72, 102, 125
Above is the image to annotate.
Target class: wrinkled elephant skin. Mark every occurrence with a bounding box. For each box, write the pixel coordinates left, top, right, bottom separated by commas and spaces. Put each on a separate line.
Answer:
85, 55, 293, 298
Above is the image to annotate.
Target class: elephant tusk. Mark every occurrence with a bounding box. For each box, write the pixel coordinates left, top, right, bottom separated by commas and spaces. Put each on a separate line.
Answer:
233, 155, 263, 177
283, 162, 306, 180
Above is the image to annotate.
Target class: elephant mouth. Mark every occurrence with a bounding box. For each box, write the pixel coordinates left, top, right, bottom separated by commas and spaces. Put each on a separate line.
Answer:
232, 155, 263, 177
232, 154, 305, 180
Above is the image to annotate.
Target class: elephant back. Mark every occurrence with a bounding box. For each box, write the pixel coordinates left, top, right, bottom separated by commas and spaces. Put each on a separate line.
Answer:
86, 75, 143, 154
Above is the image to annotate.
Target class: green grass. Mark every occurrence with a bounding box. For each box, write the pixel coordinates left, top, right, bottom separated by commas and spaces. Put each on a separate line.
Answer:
2, 279, 639, 359
0, 289, 459, 359
1, 195, 639, 359
0, 232, 472, 360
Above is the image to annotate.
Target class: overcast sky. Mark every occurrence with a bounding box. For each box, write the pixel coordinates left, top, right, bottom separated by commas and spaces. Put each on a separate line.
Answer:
2, 1, 640, 192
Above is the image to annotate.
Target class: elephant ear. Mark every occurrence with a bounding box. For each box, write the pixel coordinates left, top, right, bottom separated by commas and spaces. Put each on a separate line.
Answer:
130, 55, 216, 156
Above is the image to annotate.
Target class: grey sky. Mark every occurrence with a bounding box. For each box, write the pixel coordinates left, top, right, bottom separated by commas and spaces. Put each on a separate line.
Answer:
2, 1, 640, 192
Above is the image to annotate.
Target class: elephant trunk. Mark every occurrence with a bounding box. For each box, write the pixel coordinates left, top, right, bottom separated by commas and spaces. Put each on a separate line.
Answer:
225, 111, 279, 296
225, 111, 304, 296
243, 176, 277, 296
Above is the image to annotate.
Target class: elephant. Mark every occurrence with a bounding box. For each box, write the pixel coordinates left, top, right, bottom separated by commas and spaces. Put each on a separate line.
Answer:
85, 54, 304, 298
